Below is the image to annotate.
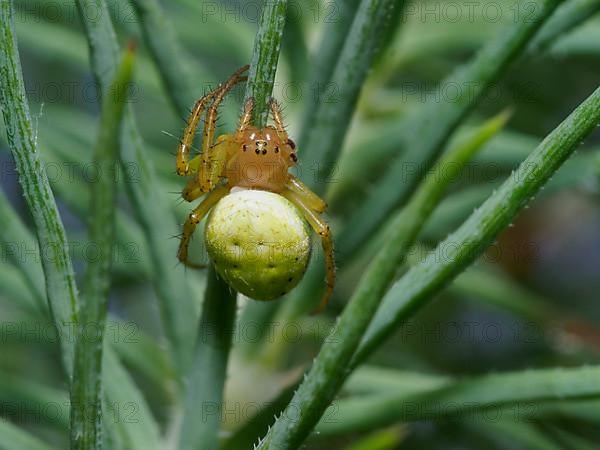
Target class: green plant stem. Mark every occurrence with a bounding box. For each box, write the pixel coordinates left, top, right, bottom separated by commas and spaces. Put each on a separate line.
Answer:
0, 205, 164, 450
337, 0, 564, 259
365, 111, 511, 263
299, 0, 404, 193
70, 45, 135, 450
296, 0, 361, 147
38, 144, 152, 278
244, 0, 288, 127
75, 0, 197, 379
315, 365, 600, 436
0, 181, 172, 397
255, 106, 505, 450
353, 84, 600, 367
0, 0, 79, 377
178, 265, 237, 450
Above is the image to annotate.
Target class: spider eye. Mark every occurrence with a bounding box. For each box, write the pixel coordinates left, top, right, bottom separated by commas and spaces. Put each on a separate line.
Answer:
287, 138, 296, 150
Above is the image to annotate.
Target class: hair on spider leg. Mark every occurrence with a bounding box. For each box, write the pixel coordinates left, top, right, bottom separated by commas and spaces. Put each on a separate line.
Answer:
161, 129, 181, 141
179, 114, 192, 126
277, 103, 290, 119
162, 130, 203, 155
166, 191, 188, 204
169, 231, 185, 241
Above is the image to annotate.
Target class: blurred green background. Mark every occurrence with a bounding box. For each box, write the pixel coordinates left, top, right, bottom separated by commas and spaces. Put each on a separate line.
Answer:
1, 0, 600, 448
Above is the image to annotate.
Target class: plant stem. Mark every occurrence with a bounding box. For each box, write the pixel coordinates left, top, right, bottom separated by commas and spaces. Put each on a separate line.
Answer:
70, 45, 135, 450
295, 0, 361, 148
178, 265, 237, 450
75, 0, 197, 379
0, 0, 79, 377
0, 173, 162, 450
244, 0, 288, 127
316, 365, 600, 436
299, 0, 404, 193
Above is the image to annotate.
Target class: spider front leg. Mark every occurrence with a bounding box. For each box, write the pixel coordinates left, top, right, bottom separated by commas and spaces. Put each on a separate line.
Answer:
176, 65, 248, 179
287, 175, 327, 213
178, 185, 229, 268
281, 187, 335, 314
197, 66, 249, 191
176, 88, 221, 177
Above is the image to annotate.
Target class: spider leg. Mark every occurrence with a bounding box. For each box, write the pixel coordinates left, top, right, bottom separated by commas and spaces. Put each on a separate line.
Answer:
181, 176, 205, 202
238, 97, 255, 132
178, 185, 229, 269
176, 88, 222, 176
281, 188, 335, 314
287, 175, 327, 213
269, 97, 287, 139
198, 65, 249, 192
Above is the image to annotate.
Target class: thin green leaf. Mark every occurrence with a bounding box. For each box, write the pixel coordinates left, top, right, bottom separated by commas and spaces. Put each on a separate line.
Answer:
70, 44, 136, 450
244, 0, 288, 127
344, 366, 450, 395
354, 84, 600, 367
178, 266, 237, 450
316, 365, 600, 436
0, 0, 79, 376
74, 0, 197, 379
295, 0, 361, 147
422, 148, 598, 242
0, 2, 166, 447
102, 350, 162, 450
0, 179, 171, 395
337, 0, 565, 260
364, 110, 513, 265
299, 0, 405, 193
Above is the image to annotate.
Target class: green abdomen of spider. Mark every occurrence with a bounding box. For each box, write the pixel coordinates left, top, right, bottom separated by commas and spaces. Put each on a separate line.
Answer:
205, 188, 311, 300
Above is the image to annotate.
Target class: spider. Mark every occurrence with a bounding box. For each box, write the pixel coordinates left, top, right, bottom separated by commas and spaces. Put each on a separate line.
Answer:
175, 65, 335, 312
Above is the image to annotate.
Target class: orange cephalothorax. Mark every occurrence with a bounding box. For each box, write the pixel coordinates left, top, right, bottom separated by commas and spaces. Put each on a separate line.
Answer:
224, 125, 297, 192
